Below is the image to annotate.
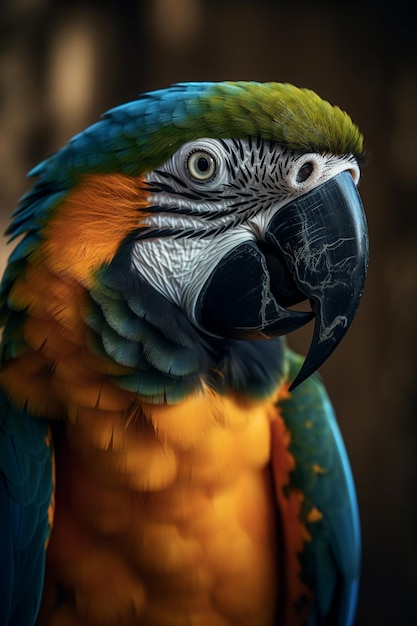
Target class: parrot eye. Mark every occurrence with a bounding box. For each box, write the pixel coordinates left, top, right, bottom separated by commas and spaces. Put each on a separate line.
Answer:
186, 150, 217, 182
164, 139, 227, 190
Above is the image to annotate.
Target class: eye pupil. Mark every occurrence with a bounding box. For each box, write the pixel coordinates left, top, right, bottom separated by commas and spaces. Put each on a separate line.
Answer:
197, 157, 210, 173
296, 162, 314, 183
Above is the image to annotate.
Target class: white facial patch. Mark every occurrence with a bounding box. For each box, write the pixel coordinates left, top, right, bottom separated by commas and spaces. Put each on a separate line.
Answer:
130, 138, 360, 323
131, 227, 253, 319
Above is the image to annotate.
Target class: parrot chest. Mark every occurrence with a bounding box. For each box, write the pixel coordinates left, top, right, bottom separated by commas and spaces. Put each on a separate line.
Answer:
41, 393, 280, 626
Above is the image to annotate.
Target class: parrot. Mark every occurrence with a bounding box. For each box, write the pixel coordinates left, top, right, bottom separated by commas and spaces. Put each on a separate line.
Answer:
0, 81, 368, 626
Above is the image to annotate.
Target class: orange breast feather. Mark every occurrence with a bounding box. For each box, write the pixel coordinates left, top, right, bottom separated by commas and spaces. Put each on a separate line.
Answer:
37, 389, 284, 626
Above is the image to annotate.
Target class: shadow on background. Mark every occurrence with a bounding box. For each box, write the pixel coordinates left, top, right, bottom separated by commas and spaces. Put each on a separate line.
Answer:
1, 1, 416, 624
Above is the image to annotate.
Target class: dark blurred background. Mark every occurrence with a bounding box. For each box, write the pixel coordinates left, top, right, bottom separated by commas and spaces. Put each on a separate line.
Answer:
1, 1, 416, 624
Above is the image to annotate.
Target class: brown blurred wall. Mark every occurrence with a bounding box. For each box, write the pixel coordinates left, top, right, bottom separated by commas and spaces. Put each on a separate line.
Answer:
1, 1, 416, 624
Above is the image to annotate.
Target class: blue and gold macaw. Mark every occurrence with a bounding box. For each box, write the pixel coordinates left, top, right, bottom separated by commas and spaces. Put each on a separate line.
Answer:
0, 82, 368, 626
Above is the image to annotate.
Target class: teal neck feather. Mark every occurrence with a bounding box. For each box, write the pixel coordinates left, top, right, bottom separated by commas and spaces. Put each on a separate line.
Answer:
85, 240, 286, 403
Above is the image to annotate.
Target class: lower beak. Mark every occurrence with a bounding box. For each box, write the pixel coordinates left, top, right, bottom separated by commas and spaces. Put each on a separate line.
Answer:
195, 171, 368, 388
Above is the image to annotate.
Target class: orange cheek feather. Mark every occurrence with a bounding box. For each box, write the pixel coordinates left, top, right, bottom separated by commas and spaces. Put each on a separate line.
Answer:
36, 172, 150, 287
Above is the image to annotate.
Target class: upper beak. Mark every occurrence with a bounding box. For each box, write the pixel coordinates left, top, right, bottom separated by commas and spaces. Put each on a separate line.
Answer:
195, 171, 368, 388
265, 170, 368, 388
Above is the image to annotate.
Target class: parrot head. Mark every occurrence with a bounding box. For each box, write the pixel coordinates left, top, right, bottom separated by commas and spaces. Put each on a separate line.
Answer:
4, 82, 368, 391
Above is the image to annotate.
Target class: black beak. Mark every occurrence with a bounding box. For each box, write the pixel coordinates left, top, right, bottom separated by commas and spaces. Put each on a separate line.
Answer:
195, 171, 368, 388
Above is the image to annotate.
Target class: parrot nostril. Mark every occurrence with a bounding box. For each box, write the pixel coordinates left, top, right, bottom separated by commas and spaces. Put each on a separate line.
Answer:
288, 155, 324, 191
296, 161, 314, 183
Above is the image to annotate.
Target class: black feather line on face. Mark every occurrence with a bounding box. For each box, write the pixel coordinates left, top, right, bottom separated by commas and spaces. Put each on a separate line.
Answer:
134, 212, 252, 242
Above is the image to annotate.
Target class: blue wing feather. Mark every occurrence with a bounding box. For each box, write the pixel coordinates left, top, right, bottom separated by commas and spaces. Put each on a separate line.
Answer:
279, 348, 360, 626
0, 387, 53, 626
